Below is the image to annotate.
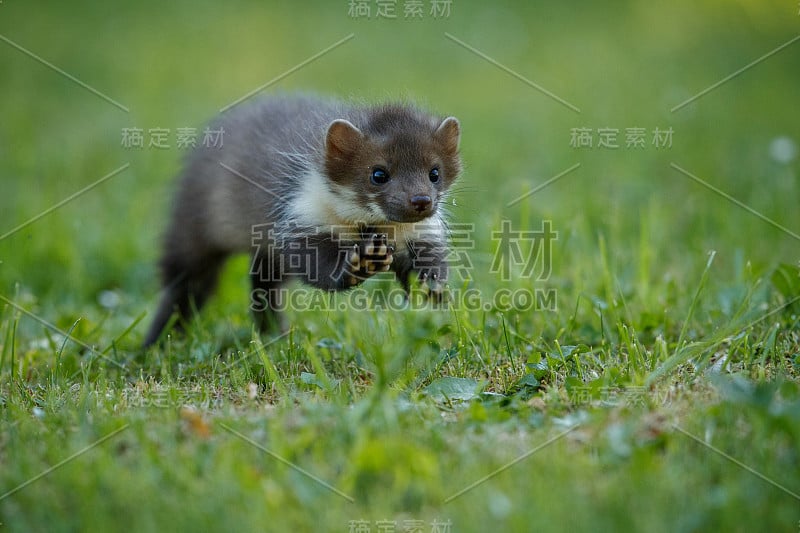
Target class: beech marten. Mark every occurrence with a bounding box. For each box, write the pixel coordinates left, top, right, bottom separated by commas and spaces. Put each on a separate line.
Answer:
143, 94, 462, 347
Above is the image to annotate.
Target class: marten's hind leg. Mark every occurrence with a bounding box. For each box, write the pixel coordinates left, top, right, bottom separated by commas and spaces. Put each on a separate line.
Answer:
143, 251, 227, 347
249, 254, 287, 334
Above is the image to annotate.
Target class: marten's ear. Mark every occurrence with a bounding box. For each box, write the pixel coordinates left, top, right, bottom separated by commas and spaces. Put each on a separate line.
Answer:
434, 116, 460, 154
326, 119, 363, 158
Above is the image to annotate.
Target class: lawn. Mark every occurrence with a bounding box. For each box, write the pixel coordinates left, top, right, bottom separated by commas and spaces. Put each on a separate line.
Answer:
1, 1, 799, 531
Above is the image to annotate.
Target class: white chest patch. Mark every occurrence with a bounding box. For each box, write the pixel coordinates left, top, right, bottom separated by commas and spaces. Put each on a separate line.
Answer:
392, 217, 446, 247
284, 169, 447, 248
286, 169, 381, 228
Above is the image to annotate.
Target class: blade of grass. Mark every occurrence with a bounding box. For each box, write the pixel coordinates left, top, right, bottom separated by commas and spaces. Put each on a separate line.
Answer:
254, 337, 289, 398
53, 318, 82, 386
647, 251, 716, 385
676, 250, 716, 350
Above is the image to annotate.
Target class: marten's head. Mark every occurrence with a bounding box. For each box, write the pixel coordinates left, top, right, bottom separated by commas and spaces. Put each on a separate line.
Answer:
323, 105, 461, 224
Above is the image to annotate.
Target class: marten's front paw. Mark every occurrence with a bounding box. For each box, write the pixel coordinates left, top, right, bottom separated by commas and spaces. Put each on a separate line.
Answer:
343, 233, 394, 285
416, 269, 448, 304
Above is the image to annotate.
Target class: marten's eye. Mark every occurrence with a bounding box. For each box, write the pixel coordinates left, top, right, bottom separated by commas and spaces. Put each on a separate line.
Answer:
429, 167, 440, 183
371, 168, 390, 185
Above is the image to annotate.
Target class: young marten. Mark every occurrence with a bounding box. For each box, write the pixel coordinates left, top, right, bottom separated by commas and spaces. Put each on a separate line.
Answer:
143, 94, 462, 347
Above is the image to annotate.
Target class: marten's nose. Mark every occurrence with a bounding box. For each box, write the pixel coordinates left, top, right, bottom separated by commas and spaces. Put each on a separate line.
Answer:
410, 194, 432, 212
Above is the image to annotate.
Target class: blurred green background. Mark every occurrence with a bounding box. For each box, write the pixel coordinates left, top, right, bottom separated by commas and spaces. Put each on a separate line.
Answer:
1, 2, 800, 531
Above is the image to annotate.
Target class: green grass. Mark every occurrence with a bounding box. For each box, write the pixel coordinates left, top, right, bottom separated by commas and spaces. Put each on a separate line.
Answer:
1, 1, 800, 531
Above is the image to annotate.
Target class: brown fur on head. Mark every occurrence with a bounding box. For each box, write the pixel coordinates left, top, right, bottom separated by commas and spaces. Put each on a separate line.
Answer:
324, 106, 461, 224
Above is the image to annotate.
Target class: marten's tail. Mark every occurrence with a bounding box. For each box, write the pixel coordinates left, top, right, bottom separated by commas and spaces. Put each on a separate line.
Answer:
142, 248, 227, 348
